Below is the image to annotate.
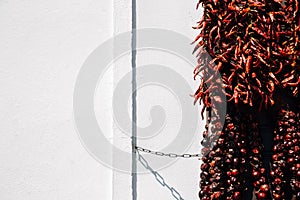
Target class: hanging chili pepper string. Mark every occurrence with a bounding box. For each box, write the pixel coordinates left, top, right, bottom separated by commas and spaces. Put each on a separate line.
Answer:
222, 106, 247, 200
269, 104, 300, 199
193, 0, 300, 199
245, 112, 271, 199
193, 0, 300, 110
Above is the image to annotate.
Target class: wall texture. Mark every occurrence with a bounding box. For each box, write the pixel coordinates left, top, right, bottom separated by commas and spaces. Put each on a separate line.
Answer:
0, 0, 113, 199
0, 0, 204, 199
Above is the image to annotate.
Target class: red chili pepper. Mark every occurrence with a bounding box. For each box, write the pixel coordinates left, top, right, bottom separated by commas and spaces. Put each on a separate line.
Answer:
274, 62, 283, 74
281, 74, 294, 84
245, 55, 252, 74
286, 77, 300, 87
269, 72, 280, 84
251, 26, 269, 39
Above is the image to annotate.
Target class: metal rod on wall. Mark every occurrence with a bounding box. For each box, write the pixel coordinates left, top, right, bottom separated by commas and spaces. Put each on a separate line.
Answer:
131, 0, 137, 199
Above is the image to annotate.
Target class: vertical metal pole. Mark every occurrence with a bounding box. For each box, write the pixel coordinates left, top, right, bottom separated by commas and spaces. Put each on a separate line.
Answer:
131, 0, 137, 199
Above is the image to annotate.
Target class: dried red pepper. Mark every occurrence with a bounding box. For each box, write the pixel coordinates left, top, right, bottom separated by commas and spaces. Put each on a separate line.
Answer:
193, 0, 300, 199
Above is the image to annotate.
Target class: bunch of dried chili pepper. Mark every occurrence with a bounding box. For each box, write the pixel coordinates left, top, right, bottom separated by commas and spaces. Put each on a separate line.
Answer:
270, 104, 300, 199
243, 112, 271, 199
200, 104, 248, 199
193, 0, 299, 110
193, 0, 300, 199
199, 103, 271, 199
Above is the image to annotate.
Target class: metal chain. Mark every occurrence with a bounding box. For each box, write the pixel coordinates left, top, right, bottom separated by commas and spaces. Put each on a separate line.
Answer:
134, 107, 210, 159
135, 146, 202, 158
137, 151, 184, 200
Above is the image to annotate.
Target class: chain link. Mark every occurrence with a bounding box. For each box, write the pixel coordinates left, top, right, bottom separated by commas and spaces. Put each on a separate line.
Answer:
134, 108, 209, 159
137, 151, 184, 200
135, 146, 201, 158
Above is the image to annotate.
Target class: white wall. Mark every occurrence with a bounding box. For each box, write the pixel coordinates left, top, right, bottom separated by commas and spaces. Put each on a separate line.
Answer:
0, 1, 113, 199
135, 2, 203, 200
0, 0, 204, 199
112, 1, 205, 200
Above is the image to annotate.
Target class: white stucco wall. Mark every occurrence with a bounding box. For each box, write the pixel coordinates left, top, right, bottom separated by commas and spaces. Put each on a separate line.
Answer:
0, 0, 204, 199
135, 2, 203, 200
0, 1, 113, 199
